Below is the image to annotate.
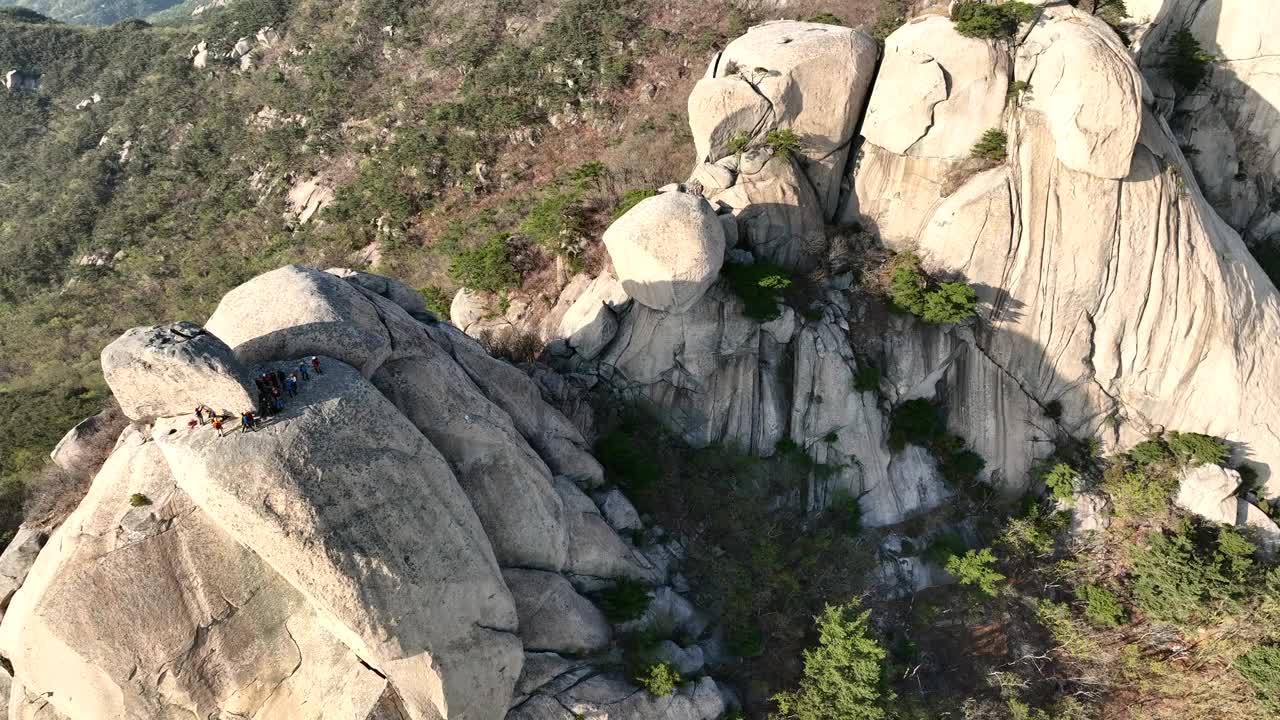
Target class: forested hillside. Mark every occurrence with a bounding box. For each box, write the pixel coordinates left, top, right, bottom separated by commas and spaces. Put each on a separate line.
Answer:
0, 0, 902, 513
0, 0, 186, 25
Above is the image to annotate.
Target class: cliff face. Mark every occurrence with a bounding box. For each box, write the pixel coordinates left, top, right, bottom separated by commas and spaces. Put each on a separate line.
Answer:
485, 6, 1280, 530
1130, 0, 1280, 246
0, 267, 729, 720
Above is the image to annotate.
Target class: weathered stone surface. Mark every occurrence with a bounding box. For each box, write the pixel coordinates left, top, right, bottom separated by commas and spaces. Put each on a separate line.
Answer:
451, 287, 491, 333
594, 488, 641, 533
101, 321, 258, 420
205, 265, 393, 376
603, 193, 726, 314
49, 410, 122, 473
0, 436, 412, 720
710, 154, 826, 272
557, 274, 629, 360
698, 20, 878, 217
327, 268, 432, 319
373, 355, 569, 571
557, 673, 725, 720
862, 15, 1008, 159
424, 323, 605, 486
0, 528, 44, 621
151, 360, 522, 720
1135, 0, 1280, 242
554, 476, 601, 517
564, 510, 650, 584
652, 640, 705, 675
1177, 464, 1280, 548
1021, 5, 1144, 179
502, 569, 610, 655
847, 6, 1280, 497
617, 587, 708, 640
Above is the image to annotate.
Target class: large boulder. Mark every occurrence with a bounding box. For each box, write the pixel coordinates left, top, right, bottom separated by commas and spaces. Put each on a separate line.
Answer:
692, 20, 878, 217
49, 409, 123, 473
1021, 5, 1144, 179
1176, 464, 1280, 548
205, 265, 393, 377
555, 274, 630, 360
502, 569, 610, 655
861, 15, 1009, 160
101, 321, 258, 421
326, 267, 433, 319
0, 434, 420, 720
423, 323, 606, 486
451, 287, 491, 333
603, 192, 726, 314
151, 360, 523, 720
710, 153, 826, 272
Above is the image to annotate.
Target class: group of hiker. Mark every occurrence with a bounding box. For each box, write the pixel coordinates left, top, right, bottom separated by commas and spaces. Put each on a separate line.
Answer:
188, 356, 324, 436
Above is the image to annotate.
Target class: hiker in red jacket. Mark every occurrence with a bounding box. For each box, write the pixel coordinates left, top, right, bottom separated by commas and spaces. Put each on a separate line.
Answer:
311, 356, 323, 375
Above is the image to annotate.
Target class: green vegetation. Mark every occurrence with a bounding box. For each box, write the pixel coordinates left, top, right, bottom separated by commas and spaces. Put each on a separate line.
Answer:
447, 234, 519, 294
723, 261, 794, 322
1166, 28, 1215, 92
594, 419, 662, 496
1131, 520, 1257, 627
1041, 463, 1080, 502
598, 578, 652, 623
888, 253, 978, 324
519, 190, 586, 264
1166, 431, 1231, 466
870, 0, 909, 43
596, 409, 870, 717
3, 0, 181, 25
852, 365, 881, 394
951, 1, 1037, 39
612, 189, 658, 220
129, 493, 151, 507
888, 399, 946, 451
807, 12, 843, 26
970, 128, 1009, 162
1007, 80, 1031, 99
728, 129, 752, 156
1076, 0, 1129, 27
635, 661, 681, 697
946, 548, 1006, 597
1235, 645, 1280, 713
765, 128, 802, 159
1078, 584, 1126, 627
420, 285, 451, 317
889, 399, 989, 495
772, 601, 889, 720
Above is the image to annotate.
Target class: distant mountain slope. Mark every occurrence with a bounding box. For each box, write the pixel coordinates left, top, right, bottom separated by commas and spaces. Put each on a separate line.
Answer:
0, 0, 184, 25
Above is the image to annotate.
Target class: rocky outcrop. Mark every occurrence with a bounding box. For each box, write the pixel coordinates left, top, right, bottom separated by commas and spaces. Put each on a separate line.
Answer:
1176, 464, 1280, 549
848, 5, 1280, 496
603, 192, 726, 313
691, 20, 878, 219
100, 321, 258, 420
1133, 0, 1280, 245
502, 569, 610, 655
4, 265, 704, 719
205, 265, 393, 376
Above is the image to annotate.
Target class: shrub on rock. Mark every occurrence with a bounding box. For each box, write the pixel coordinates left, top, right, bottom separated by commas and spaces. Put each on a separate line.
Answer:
970, 128, 1008, 162
635, 661, 681, 697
